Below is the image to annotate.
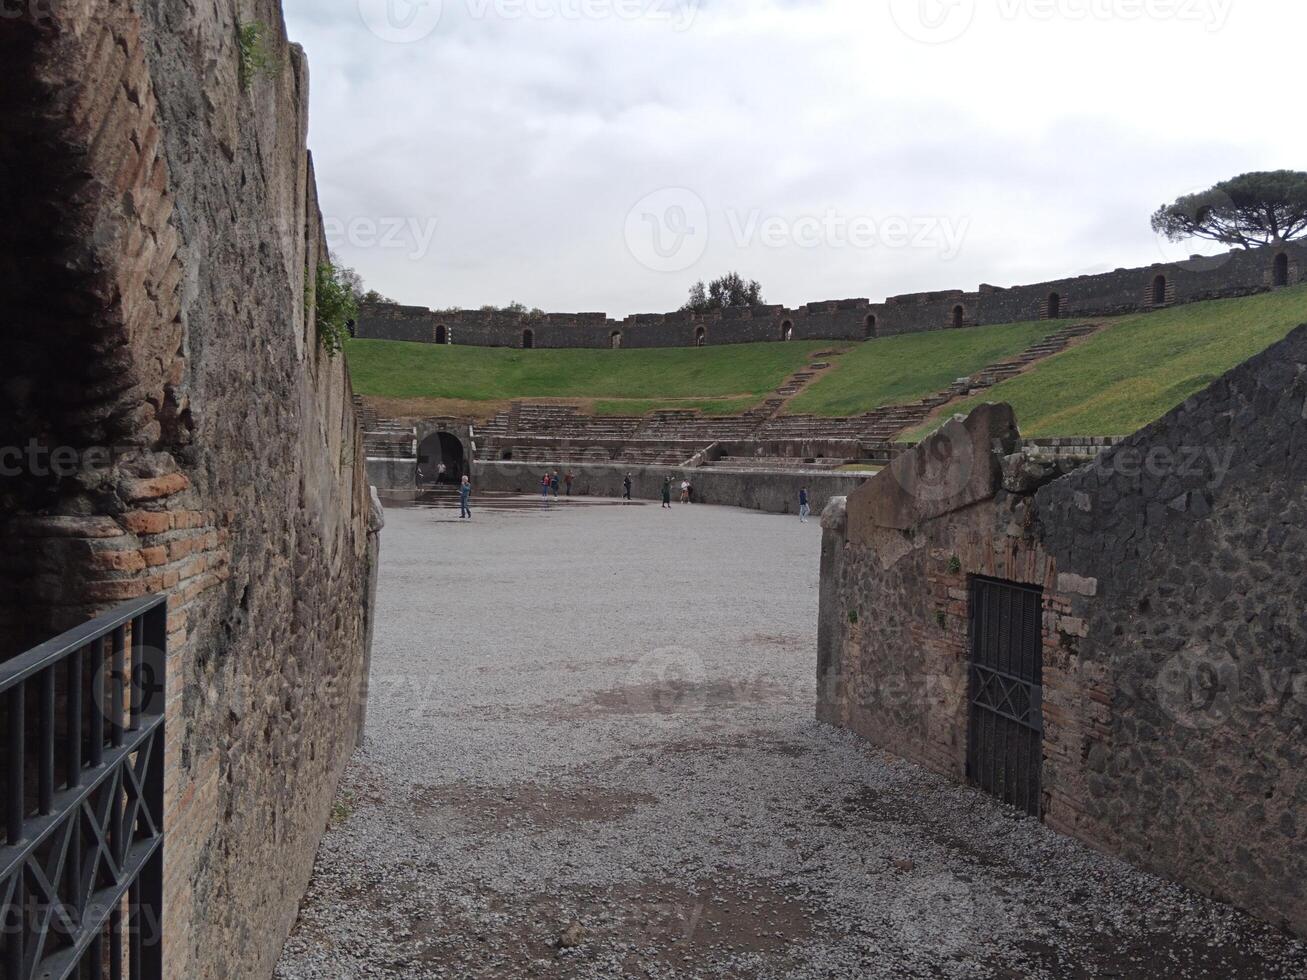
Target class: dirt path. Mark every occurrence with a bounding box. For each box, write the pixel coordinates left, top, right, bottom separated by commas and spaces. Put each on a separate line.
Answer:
276, 499, 1306, 979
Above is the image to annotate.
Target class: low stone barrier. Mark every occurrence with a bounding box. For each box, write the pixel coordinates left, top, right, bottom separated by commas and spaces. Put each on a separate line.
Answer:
472, 460, 872, 516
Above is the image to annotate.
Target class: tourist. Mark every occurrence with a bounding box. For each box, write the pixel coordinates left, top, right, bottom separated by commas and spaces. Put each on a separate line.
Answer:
565, 470, 574, 496
551, 471, 561, 498
437, 461, 447, 483
459, 475, 472, 519
799, 487, 810, 523
661, 477, 672, 509
623, 473, 633, 502
540, 474, 550, 504
686, 480, 695, 504
680, 480, 690, 504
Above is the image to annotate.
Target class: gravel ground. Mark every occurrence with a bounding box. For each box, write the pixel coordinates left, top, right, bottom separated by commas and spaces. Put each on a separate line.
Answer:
275, 494, 1307, 979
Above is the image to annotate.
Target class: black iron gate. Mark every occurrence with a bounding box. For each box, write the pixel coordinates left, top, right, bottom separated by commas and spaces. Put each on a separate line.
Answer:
1, 595, 166, 980
967, 577, 1043, 817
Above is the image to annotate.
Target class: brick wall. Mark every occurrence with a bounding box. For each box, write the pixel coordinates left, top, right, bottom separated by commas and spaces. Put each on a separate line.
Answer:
0, 3, 379, 978
356, 242, 1307, 349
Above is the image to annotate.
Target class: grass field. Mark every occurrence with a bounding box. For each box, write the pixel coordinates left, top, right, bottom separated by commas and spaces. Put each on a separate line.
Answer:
904, 284, 1307, 439
784, 319, 1054, 417
344, 337, 825, 414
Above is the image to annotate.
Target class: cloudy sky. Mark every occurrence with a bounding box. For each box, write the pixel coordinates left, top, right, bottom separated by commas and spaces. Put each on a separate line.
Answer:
283, 0, 1305, 317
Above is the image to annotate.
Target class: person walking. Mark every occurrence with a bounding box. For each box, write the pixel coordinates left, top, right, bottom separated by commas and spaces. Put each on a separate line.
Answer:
679, 480, 690, 504
551, 471, 561, 498
623, 473, 633, 502
686, 480, 695, 504
540, 474, 550, 505
458, 475, 472, 520
661, 476, 672, 509
565, 470, 574, 496
799, 487, 811, 523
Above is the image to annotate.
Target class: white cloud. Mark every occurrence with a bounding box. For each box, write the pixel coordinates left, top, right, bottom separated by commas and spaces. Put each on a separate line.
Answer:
286, 0, 1307, 316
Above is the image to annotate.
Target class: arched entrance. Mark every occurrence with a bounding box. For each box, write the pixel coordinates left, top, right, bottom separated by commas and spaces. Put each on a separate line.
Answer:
781, 321, 794, 341
694, 326, 707, 347
1152, 275, 1168, 306
865, 314, 878, 339
610, 331, 622, 349
522, 328, 534, 349
417, 432, 466, 486
1047, 292, 1061, 319
435, 324, 448, 345
1274, 252, 1290, 288
952, 305, 965, 329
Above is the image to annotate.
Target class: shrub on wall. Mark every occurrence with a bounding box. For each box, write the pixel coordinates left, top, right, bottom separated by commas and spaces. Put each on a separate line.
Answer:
314, 264, 358, 358
237, 21, 277, 89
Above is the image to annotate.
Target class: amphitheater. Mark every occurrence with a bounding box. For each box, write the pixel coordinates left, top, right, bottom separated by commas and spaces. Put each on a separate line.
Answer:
357, 241, 1303, 509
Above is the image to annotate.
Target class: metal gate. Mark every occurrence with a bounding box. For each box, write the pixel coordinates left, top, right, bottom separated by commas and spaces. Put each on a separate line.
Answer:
967, 577, 1043, 817
1, 595, 166, 980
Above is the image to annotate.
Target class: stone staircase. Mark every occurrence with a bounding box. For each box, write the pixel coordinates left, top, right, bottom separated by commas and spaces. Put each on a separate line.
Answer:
355, 396, 416, 459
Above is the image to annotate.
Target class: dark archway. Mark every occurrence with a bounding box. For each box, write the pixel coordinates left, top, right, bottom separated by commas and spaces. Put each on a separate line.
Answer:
865, 314, 878, 339
781, 320, 794, 341
1152, 275, 1168, 306
1047, 292, 1061, 319
610, 331, 622, 349
417, 432, 466, 486
522, 328, 534, 349
695, 326, 707, 347
1274, 252, 1290, 288
952, 305, 965, 329
435, 324, 448, 345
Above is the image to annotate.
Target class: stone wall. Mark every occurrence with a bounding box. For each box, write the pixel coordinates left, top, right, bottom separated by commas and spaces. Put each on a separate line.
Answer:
0, 3, 378, 978
356, 242, 1307, 348
471, 461, 870, 516
817, 325, 1307, 937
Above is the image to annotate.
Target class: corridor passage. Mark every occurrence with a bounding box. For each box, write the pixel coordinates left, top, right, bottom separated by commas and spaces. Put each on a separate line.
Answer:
277, 499, 1306, 979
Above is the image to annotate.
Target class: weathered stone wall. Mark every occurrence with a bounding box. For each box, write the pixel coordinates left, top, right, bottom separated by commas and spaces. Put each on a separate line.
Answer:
0, 3, 377, 978
818, 326, 1307, 937
471, 461, 869, 516
356, 242, 1307, 348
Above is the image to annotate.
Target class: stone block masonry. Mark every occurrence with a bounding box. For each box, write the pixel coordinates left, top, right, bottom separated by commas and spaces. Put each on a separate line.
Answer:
817, 322, 1307, 938
0, 2, 379, 978
356, 241, 1307, 348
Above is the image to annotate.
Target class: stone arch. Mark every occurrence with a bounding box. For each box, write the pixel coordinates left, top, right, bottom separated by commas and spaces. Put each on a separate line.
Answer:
416, 432, 466, 486
1274, 252, 1290, 288
1152, 274, 1168, 307
952, 305, 965, 329
865, 314, 878, 339
1046, 292, 1062, 319
781, 320, 794, 341
695, 326, 707, 347
610, 331, 622, 349
435, 324, 448, 345
522, 328, 535, 349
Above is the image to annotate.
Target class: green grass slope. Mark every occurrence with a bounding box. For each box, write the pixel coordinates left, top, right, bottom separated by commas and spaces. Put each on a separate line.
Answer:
785, 320, 1053, 417
908, 285, 1307, 439
344, 337, 825, 412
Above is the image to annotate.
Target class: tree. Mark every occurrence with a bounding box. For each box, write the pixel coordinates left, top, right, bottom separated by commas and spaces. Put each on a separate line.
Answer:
1151, 171, 1307, 249
681, 272, 764, 313
329, 255, 395, 305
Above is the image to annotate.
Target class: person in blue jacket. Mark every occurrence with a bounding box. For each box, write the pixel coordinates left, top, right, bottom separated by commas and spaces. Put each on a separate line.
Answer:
459, 475, 472, 519
799, 487, 810, 523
